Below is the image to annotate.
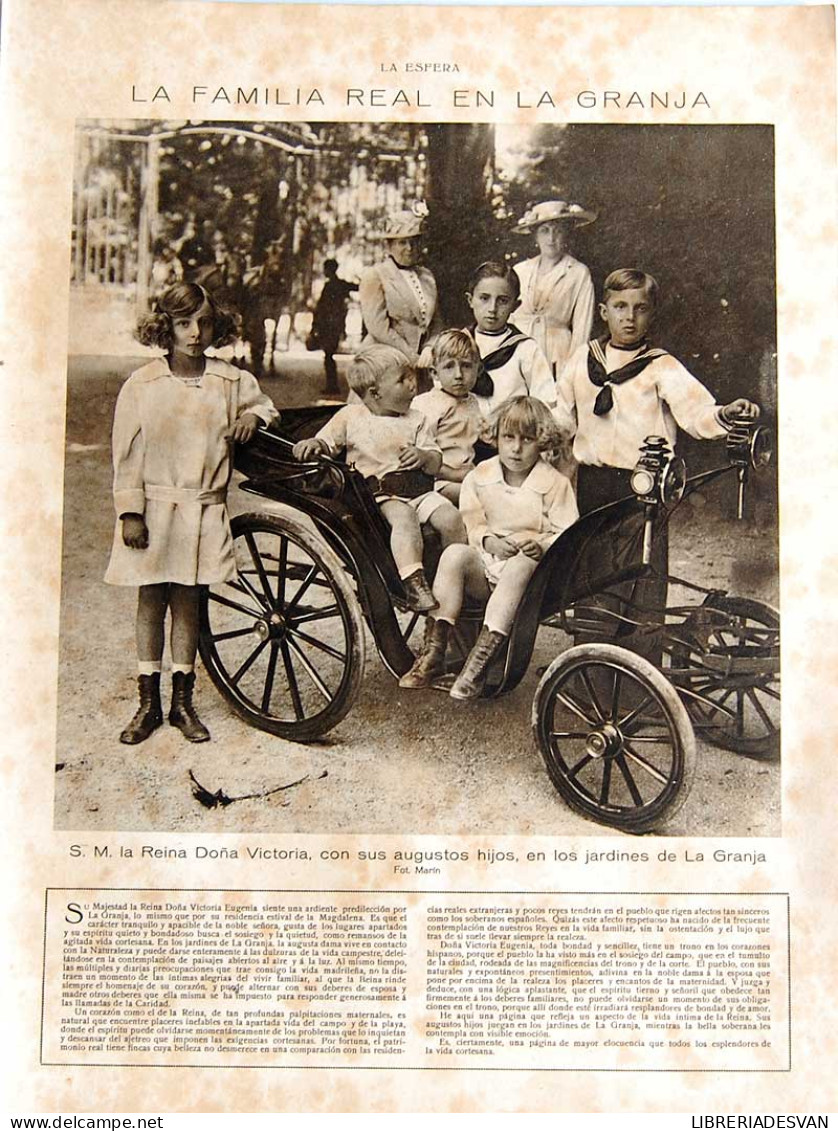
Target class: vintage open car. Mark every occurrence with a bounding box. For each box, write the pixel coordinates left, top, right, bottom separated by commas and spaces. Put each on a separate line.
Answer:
198, 409, 778, 834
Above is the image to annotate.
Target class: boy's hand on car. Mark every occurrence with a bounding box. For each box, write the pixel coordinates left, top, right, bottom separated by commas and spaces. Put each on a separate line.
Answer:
121, 514, 149, 549
721, 399, 760, 423
293, 438, 328, 461
227, 412, 261, 444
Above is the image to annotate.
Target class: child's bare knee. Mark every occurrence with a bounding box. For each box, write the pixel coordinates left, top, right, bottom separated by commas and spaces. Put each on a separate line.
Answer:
432, 502, 466, 544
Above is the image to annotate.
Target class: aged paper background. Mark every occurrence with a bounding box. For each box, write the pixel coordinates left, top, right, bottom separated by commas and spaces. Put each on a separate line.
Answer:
1, 0, 836, 1113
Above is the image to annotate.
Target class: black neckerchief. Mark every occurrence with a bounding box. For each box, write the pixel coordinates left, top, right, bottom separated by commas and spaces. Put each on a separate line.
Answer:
471, 323, 532, 397
587, 335, 668, 416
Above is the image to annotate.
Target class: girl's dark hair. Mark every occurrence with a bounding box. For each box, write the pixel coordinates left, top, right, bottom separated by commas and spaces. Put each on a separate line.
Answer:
136, 282, 238, 350
467, 260, 521, 303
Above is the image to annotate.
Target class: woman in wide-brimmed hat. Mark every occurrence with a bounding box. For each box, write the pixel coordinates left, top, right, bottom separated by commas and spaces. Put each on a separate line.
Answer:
512, 200, 597, 379
358, 203, 443, 364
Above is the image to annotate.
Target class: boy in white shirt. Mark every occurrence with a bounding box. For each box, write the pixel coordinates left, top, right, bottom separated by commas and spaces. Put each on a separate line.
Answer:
556, 268, 759, 513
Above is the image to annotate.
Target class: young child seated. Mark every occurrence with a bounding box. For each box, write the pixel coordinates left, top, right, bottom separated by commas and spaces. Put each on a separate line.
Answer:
556, 267, 760, 512
412, 329, 486, 505
399, 396, 578, 699
292, 345, 465, 612
466, 261, 557, 418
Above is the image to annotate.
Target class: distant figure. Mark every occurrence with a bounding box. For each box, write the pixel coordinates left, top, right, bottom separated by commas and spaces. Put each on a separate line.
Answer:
178, 219, 217, 280
150, 240, 183, 298
242, 240, 288, 377
310, 259, 359, 394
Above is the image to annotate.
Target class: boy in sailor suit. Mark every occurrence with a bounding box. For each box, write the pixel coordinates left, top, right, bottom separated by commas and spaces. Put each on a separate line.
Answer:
556, 268, 759, 514
556, 268, 759, 660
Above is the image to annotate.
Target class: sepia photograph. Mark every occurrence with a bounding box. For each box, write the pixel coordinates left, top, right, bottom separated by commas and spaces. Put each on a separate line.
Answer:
54, 117, 780, 838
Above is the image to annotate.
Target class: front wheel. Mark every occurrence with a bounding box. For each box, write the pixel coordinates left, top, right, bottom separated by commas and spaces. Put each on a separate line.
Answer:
199, 512, 365, 741
532, 643, 696, 834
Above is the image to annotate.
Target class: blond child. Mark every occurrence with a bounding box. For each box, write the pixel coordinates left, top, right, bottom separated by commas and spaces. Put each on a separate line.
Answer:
292, 345, 465, 612
400, 396, 578, 699
412, 329, 486, 505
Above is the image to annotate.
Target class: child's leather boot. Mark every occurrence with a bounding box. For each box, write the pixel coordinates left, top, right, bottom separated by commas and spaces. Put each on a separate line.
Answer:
449, 627, 505, 700
399, 618, 449, 688
119, 673, 163, 744
169, 671, 210, 742
401, 568, 438, 613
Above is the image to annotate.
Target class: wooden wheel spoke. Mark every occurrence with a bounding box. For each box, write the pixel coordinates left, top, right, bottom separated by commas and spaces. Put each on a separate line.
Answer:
208, 591, 263, 619
279, 640, 304, 720
599, 759, 613, 806
292, 603, 341, 627
210, 625, 257, 644
567, 752, 594, 779
622, 742, 669, 785
244, 531, 275, 605
286, 635, 333, 701
756, 680, 781, 701
261, 642, 279, 713
236, 569, 271, 610
618, 693, 655, 732
615, 753, 644, 806
231, 638, 268, 685
611, 668, 623, 719
284, 563, 321, 617
276, 534, 289, 607
580, 668, 607, 722
746, 687, 776, 733
554, 688, 598, 727
286, 625, 346, 662
551, 731, 593, 740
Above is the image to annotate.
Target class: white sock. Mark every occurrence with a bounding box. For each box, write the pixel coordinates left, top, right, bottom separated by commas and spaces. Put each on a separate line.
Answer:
171, 663, 195, 675
138, 661, 162, 675
399, 563, 424, 580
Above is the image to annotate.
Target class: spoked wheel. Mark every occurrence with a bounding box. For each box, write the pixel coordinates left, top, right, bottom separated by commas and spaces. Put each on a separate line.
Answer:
667, 596, 780, 758
199, 512, 365, 741
533, 643, 696, 833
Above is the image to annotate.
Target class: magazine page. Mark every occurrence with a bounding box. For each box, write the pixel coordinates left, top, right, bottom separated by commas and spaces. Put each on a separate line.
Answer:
1, 0, 836, 1114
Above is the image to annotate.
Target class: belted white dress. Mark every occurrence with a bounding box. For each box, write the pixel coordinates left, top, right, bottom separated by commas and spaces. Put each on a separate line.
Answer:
104, 357, 278, 587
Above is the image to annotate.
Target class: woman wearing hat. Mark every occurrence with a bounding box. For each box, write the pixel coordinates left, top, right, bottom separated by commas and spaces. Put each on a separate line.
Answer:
512, 200, 597, 379
359, 203, 443, 364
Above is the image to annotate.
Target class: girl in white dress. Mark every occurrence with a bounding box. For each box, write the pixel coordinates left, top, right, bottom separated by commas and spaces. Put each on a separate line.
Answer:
106, 283, 278, 745
399, 397, 578, 700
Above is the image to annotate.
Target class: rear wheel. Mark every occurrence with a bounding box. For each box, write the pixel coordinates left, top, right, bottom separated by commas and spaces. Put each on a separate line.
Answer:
199, 512, 365, 741
533, 643, 696, 833
668, 596, 780, 758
